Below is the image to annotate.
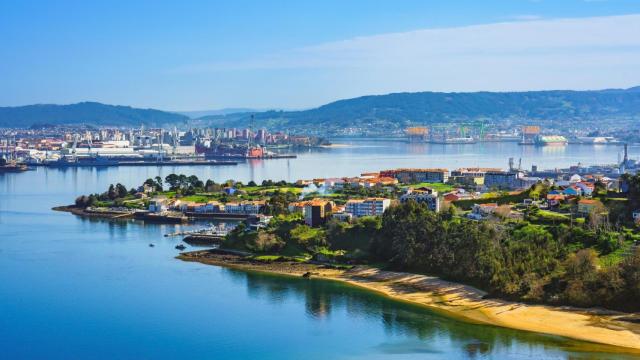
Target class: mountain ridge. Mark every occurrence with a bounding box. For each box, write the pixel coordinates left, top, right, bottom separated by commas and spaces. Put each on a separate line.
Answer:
0, 101, 189, 128
2, 86, 640, 129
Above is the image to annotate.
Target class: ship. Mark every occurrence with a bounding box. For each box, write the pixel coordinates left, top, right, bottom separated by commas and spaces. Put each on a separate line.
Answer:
196, 143, 265, 159
428, 136, 477, 144
0, 162, 28, 172
45, 154, 119, 167
534, 135, 568, 146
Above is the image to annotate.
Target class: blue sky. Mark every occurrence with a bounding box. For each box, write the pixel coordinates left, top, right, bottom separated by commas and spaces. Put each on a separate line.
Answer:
1, 0, 640, 110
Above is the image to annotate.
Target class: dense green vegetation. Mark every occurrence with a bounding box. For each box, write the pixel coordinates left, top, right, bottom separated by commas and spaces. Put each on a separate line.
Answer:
75, 183, 144, 209
222, 175, 640, 313
371, 201, 640, 311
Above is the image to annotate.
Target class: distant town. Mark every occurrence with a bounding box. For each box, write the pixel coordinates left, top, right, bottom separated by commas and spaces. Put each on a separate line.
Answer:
0, 124, 332, 169
0, 121, 634, 171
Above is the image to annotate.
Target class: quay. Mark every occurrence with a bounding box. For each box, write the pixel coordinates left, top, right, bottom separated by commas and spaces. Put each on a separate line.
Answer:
32, 160, 237, 167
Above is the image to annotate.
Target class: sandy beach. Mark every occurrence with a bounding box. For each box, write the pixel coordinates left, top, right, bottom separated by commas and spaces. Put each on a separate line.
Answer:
179, 250, 640, 353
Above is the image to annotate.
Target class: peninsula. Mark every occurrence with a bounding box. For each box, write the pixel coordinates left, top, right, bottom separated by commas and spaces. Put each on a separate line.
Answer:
59, 166, 640, 351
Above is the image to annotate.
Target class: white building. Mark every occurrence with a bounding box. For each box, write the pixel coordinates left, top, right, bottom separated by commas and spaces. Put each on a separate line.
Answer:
400, 188, 440, 212
148, 199, 168, 213
345, 198, 391, 217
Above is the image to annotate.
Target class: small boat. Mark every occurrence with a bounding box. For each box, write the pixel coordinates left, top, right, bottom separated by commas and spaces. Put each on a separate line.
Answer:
149, 243, 155, 247
175, 244, 187, 250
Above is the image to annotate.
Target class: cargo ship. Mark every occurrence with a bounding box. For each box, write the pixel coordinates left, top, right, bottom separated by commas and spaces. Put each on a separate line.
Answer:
534, 135, 568, 146
44, 155, 119, 167
196, 143, 265, 159
196, 142, 297, 159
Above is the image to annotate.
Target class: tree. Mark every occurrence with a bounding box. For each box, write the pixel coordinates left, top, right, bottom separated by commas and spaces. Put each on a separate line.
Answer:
75, 195, 90, 208
107, 184, 117, 200
562, 249, 598, 307
620, 248, 640, 305
115, 183, 128, 199
247, 180, 257, 187
154, 176, 164, 191
266, 191, 289, 215
187, 175, 201, 189
165, 174, 180, 191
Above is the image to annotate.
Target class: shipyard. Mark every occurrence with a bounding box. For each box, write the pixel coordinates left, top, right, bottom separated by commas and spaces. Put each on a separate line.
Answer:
0, 123, 315, 168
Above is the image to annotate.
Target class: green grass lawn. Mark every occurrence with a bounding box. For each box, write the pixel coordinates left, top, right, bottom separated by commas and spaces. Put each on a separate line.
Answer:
180, 194, 220, 203
537, 210, 570, 220
244, 186, 302, 195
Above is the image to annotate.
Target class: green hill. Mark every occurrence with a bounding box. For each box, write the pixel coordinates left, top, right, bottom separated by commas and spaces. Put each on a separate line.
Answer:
3, 87, 640, 130
0, 102, 189, 128
199, 87, 640, 131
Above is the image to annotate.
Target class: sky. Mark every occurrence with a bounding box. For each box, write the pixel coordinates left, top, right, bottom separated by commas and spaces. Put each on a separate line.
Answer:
1, 0, 640, 111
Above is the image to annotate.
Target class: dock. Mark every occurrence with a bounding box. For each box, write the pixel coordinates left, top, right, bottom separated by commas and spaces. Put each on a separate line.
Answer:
33, 160, 237, 167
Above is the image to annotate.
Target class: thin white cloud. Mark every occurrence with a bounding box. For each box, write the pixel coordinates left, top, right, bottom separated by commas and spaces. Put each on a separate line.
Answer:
172, 14, 640, 105
177, 14, 640, 74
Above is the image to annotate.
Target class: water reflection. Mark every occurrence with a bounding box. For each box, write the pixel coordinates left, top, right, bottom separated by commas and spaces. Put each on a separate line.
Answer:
224, 268, 640, 359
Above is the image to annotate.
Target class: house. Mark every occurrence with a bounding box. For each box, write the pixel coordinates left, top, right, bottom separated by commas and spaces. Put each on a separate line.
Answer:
400, 188, 440, 212
443, 192, 460, 202
243, 201, 266, 215
546, 194, 566, 207
562, 186, 582, 197
484, 171, 521, 190
193, 201, 222, 213
380, 168, 449, 184
148, 198, 168, 213
345, 198, 391, 217
468, 203, 498, 219
288, 201, 308, 215
575, 182, 595, 197
192, 202, 208, 213
137, 183, 154, 194
224, 202, 243, 214
304, 199, 334, 227
296, 179, 314, 186
577, 199, 600, 216
222, 201, 265, 215
450, 167, 501, 186
324, 178, 345, 188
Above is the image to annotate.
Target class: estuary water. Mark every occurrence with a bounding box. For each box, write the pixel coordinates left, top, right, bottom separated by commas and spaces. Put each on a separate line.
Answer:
1, 140, 639, 359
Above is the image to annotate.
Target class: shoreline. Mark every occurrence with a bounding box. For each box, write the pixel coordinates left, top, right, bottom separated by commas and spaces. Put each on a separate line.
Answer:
178, 249, 640, 353
52, 205, 135, 219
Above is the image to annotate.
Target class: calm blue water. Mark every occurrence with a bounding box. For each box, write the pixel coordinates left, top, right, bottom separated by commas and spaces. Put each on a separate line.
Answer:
1, 141, 639, 359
